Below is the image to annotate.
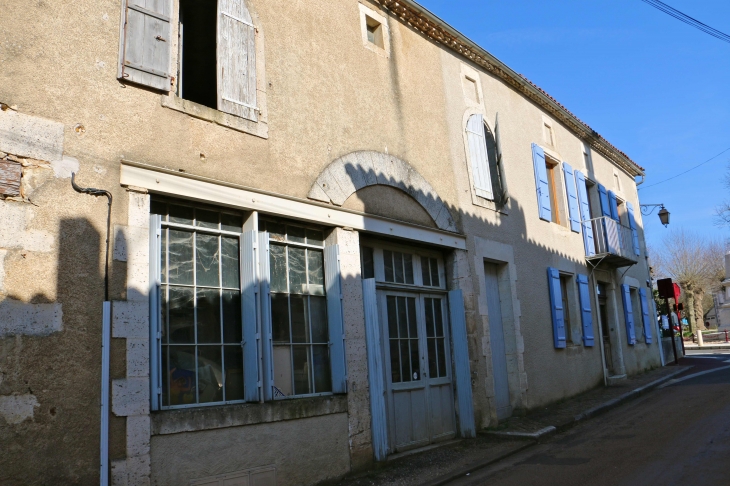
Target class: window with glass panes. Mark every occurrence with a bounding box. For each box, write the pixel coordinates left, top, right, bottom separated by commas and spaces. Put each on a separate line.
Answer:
260, 219, 332, 397
151, 200, 245, 408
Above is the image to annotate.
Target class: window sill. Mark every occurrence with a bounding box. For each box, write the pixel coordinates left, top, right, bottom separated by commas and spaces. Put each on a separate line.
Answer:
161, 95, 268, 140
151, 394, 347, 436
470, 194, 507, 215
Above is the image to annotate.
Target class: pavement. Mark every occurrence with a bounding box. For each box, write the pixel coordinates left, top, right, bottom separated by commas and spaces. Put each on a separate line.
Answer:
329, 363, 700, 486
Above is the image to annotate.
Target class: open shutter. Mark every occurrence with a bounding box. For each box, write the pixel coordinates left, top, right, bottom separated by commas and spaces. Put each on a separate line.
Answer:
466, 114, 494, 200
608, 190, 619, 221
575, 171, 595, 256
218, 0, 257, 120
118, 0, 172, 91
562, 162, 581, 233
626, 202, 640, 256
494, 113, 509, 204
598, 184, 611, 217
149, 214, 162, 411
325, 245, 347, 393
448, 289, 476, 438
258, 232, 274, 401
547, 267, 566, 348
362, 279, 388, 460
639, 288, 653, 344
532, 144, 552, 222
241, 230, 260, 401
621, 284, 636, 345
577, 274, 594, 346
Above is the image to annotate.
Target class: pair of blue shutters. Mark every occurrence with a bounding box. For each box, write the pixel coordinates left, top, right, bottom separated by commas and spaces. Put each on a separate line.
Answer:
597, 184, 641, 256
547, 268, 594, 348
531, 144, 581, 232
620, 284, 653, 345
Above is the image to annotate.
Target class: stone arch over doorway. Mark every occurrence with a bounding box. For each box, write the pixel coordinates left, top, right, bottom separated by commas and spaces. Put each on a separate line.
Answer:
307, 150, 456, 232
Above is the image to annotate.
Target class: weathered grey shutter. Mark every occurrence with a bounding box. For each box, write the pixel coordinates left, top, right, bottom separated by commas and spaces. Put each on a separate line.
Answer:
258, 232, 274, 401
217, 0, 257, 120
532, 144, 552, 222
562, 162, 581, 233
448, 289, 476, 438
362, 279, 388, 460
149, 214, 162, 411
621, 284, 636, 345
118, 0, 172, 91
241, 230, 259, 401
325, 245, 347, 394
466, 114, 494, 200
575, 170, 595, 256
494, 113, 509, 204
547, 267, 566, 348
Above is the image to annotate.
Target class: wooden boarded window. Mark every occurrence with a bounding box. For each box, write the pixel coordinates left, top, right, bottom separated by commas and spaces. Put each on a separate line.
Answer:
0, 159, 21, 197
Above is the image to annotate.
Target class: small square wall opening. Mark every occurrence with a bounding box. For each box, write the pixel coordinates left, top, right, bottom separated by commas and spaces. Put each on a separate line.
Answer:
366, 16, 384, 48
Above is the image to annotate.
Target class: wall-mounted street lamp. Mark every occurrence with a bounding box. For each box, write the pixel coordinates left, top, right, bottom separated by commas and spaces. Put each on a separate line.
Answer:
641, 203, 670, 227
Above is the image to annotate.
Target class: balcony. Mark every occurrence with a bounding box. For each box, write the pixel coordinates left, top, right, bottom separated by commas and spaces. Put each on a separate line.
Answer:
585, 216, 638, 267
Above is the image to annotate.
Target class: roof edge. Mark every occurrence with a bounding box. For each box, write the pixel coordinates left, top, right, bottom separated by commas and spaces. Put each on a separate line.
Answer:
373, 0, 645, 177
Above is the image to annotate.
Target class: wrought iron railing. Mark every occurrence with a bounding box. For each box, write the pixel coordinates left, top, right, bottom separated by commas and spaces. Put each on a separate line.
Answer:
585, 216, 637, 264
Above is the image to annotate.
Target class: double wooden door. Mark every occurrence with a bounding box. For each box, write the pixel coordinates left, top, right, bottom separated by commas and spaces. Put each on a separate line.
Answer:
379, 291, 456, 452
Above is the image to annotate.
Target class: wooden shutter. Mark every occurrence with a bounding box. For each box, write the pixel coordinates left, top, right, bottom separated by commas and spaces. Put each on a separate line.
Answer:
362, 279, 388, 460
620, 284, 636, 345
448, 289, 476, 438
598, 184, 611, 217
608, 190, 620, 221
241, 230, 260, 401
258, 232, 274, 401
639, 288, 653, 344
626, 202, 640, 255
149, 214, 162, 411
118, 0, 172, 91
532, 144, 552, 222
577, 274, 594, 346
325, 245, 347, 394
575, 171, 595, 256
547, 268, 566, 348
466, 114, 494, 200
494, 113, 509, 204
562, 162, 581, 233
217, 0, 257, 120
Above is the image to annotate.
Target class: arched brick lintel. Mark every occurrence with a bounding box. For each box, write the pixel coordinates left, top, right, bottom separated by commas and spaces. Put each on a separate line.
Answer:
307, 150, 457, 232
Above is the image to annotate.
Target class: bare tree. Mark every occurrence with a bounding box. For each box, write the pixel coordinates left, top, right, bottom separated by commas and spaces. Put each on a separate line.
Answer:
715, 163, 730, 226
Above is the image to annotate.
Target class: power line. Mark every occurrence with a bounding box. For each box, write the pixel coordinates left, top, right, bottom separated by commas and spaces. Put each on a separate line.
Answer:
638, 146, 730, 190
639, 0, 730, 44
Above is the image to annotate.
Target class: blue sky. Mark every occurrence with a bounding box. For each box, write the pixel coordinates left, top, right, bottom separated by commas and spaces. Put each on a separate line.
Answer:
416, 0, 730, 249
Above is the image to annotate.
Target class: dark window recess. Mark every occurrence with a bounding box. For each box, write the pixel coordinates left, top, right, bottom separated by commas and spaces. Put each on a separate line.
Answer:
179, 0, 218, 109
0, 159, 21, 197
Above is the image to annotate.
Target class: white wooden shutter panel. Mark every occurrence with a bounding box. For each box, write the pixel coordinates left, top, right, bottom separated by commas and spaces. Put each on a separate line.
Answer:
119, 0, 172, 91
218, 0, 257, 121
466, 114, 494, 200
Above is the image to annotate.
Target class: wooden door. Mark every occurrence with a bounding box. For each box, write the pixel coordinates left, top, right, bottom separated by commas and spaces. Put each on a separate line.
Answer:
484, 263, 511, 420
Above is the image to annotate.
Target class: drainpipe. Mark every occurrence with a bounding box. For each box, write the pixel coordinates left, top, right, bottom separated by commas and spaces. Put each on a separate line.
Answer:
71, 173, 112, 486
636, 174, 645, 186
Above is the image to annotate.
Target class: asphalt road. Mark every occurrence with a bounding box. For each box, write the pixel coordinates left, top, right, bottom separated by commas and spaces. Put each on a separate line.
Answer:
447, 352, 730, 486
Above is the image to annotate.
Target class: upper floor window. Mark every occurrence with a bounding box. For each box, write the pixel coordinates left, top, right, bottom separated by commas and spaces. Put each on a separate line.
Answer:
119, 0, 258, 121
465, 114, 506, 206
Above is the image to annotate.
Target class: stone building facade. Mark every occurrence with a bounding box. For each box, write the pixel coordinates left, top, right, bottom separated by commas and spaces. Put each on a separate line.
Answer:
0, 0, 661, 484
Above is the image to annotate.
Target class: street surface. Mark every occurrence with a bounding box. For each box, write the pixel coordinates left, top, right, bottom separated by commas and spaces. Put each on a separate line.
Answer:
447, 352, 730, 486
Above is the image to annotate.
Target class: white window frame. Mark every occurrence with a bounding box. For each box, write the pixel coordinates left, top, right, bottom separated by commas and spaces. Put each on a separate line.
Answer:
361, 238, 446, 292
463, 110, 505, 211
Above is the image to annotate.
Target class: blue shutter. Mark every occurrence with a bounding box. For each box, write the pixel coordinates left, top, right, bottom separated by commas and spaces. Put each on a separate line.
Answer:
577, 274, 594, 346
620, 284, 636, 345
626, 202, 640, 256
639, 288, 653, 344
241, 230, 260, 401
448, 289, 476, 439
562, 162, 581, 233
362, 278, 388, 460
598, 184, 611, 217
325, 245, 347, 393
608, 190, 619, 221
258, 232, 274, 401
532, 144, 552, 222
149, 214, 162, 411
547, 267, 566, 348
575, 171, 595, 256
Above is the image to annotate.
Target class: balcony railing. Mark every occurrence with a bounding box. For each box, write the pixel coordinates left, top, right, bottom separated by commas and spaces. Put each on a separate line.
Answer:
585, 216, 638, 267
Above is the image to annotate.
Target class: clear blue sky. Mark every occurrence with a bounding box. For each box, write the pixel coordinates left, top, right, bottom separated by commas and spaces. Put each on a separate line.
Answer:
416, 0, 730, 249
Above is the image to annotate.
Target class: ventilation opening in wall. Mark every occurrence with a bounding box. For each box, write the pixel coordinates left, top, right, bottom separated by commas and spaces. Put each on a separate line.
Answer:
366, 16, 384, 48
462, 76, 479, 104
178, 0, 218, 109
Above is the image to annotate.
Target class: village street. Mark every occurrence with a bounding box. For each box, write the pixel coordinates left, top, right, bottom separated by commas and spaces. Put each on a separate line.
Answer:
446, 352, 730, 486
